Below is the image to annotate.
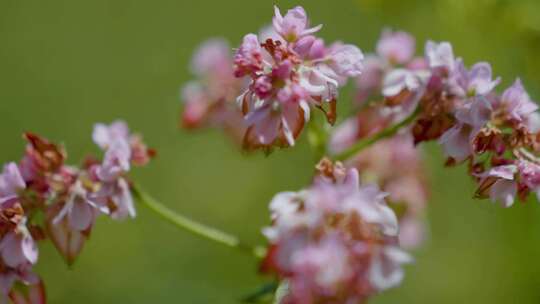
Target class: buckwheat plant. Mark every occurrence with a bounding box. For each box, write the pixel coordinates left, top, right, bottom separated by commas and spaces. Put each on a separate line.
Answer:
4, 4, 540, 304
179, 5, 540, 303
0, 122, 154, 303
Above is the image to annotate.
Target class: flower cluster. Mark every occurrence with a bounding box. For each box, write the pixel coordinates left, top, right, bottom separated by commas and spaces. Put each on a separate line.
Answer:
233, 6, 363, 150
0, 121, 153, 301
262, 159, 412, 303
181, 38, 247, 142
181, 6, 365, 151
330, 128, 429, 249
343, 28, 540, 208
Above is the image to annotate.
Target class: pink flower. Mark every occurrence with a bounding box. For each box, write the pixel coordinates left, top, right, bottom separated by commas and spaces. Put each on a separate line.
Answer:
439, 123, 473, 162
94, 178, 136, 220
262, 162, 409, 302
92, 121, 130, 150
398, 217, 426, 250
440, 97, 493, 161
190, 38, 232, 77
272, 6, 322, 42
293, 36, 326, 60
369, 246, 413, 291
288, 235, 353, 303
0, 163, 26, 206
518, 160, 540, 200
338, 183, 398, 236
181, 83, 209, 128
46, 203, 88, 266
376, 29, 416, 64
450, 59, 500, 97
6, 276, 46, 304
0, 266, 42, 302
243, 100, 309, 148
233, 6, 364, 150
0, 226, 38, 268
335, 132, 429, 249
181, 39, 247, 139
425, 41, 455, 72
96, 139, 131, 182
327, 44, 364, 78
498, 79, 538, 123
234, 34, 263, 77
477, 165, 518, 207
52, 181, 104, 232
382, 68, 427, 97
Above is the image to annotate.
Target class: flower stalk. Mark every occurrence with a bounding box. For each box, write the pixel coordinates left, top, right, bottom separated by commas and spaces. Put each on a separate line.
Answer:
132, 184, 265, 259
332, 108, 420, 161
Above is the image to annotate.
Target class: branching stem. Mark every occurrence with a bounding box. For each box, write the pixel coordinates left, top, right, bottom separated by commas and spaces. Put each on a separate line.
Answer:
332, 109, 420, 161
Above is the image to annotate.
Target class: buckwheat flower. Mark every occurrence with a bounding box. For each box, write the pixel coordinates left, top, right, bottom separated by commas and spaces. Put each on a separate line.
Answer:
272, 6, 322, 42
41, 167, 95, 265
190, 38, 232, 77
96, 139, 131, 182
52, 180, 103, 232
91, 121, 153, 220
262, 191, 312, 242
234, 34, 263, 78
287, 235, 352, 303
326, 43, 364, 78
425, 41, 455, 72
293, 35, 326, 60
19, 133, 66, 187
46, 205, 87, 266
0, 265, 42, 303
439, 97, 493, 161
476, 165, 518, 207
382, 68, 426, 97
182, 39, 246, 140
0, 163, 26, 206
242, 95, 310, 148
0, 224, 38, 268
517, 160, 540, 199
332, 129, 430, 249
234, 7, 364, 150
450, 59, 500, 97
525, 112, 540, 134
376, 29, 416, 65
498, 79, 538, 123
439, 124, 473, 162
129, 134, 154, 166
369, 245, 413, 291
6, 277, 45, 304
351, 185, 399, 236
263, 161, 410, 302
92, 120, 130, 150
182, 82, 210, 128
398, 217, 426, 250
94, 177, 135, 220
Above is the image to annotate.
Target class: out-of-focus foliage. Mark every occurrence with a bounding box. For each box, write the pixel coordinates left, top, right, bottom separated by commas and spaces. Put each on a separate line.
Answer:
1, 0, 540, 303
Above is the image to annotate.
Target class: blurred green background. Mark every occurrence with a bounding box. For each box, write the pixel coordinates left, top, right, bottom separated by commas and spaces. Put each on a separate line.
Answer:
2, 0, 540, 303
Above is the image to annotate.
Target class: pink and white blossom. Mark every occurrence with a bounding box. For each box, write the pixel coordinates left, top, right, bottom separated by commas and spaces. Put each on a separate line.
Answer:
272, 6, 322, 42
376, 29, 416, 64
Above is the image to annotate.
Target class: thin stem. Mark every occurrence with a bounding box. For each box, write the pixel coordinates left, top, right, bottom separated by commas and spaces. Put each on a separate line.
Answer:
333, 109, 420, 161
132, 184, 266, 259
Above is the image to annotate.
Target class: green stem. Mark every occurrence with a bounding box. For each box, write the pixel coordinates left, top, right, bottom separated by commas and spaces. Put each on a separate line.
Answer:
132, 184, 265, 259
333, 109, 420, 161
